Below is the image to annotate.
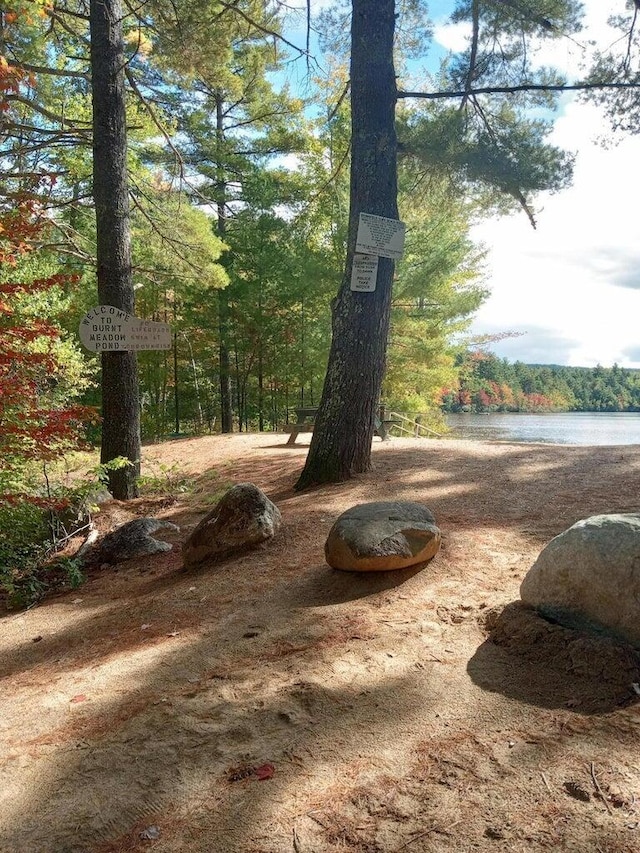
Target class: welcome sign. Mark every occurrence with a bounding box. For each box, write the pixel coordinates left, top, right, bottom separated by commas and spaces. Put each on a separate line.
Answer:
79, 305, 172, 352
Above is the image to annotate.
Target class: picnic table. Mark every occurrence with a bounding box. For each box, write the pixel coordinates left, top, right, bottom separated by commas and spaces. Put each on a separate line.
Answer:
283, 406, 401, 445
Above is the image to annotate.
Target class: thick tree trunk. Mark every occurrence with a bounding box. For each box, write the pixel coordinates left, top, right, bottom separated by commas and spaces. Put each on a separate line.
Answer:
295, 0, 398, 489
90, 0, 140, 499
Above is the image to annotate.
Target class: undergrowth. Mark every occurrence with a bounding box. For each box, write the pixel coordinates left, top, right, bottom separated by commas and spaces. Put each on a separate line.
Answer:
0, 455, 197, 611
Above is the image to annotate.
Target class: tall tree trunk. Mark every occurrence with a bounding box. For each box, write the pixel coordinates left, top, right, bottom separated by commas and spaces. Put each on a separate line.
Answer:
295, 0, 398, 489
90, 0, 140, 499
216, 92, 233, 433
173, 330, 180, 434
258, 281, 264, 431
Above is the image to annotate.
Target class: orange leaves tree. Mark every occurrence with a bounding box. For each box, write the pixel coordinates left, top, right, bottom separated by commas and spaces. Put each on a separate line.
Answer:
0, 195, 96, 503
0, 45, 95, 506
0, 186, 98, 606
0, 176, 100, 610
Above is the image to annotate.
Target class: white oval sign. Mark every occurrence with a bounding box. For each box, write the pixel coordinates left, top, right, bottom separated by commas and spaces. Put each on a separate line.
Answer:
79, 305, 172, 352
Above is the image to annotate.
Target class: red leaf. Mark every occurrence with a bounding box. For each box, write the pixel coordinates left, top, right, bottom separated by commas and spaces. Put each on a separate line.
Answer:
254, 763, 275, 781
69, 694, 87, 704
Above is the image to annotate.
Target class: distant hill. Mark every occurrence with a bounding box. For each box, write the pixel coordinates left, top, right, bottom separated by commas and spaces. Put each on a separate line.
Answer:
441, 353, 640, 414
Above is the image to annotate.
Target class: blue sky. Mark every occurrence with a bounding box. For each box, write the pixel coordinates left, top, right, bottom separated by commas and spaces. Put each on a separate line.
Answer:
283, 0, 640, 368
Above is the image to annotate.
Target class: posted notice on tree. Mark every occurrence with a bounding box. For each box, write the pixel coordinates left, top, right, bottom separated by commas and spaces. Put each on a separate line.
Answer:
350, 253, 379, 292
79, 305, 172, 352
355, 212, 406, 260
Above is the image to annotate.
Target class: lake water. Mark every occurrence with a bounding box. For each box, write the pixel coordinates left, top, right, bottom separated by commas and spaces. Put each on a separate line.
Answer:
444, 412, 640, 445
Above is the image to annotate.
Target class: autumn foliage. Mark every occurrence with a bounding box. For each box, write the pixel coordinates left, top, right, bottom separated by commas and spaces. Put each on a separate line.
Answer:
0, 199, 97, 506
441, 351, 640, 414
0, 45, 96, 506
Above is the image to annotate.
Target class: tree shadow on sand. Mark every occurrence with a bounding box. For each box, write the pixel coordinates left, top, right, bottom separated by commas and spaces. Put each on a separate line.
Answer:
467, 601, 640, 714
6, 438, 640, 851
0, 599, 436, 852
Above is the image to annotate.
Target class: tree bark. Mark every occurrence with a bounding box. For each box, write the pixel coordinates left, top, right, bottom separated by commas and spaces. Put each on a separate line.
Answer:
218, 291, 233, 432
90, 0, 140, 499
295, 0, 398, 489
216, 92, 234, 433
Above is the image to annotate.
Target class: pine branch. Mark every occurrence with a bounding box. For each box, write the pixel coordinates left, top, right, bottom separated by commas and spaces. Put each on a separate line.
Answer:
2, 122, 91, 138
4, 94, 92, 126
45, 7, 91, 43
124, 66, 186, 183
470, 94, 538, 228
7, 61, 89, 80
398, 81, 640, 100
292, 142, 351, 222
217, 0, 308, 58
328, 81, 350, 122
624, 6, 639, 73
128, 179, 211, 276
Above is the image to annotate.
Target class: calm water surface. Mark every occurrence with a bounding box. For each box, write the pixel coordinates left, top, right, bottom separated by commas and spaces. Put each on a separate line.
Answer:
444, 412, 640, 445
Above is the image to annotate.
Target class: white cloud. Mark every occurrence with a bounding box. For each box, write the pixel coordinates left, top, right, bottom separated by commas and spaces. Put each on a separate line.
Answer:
470, 100, 640, 367
433, 20, 470, 54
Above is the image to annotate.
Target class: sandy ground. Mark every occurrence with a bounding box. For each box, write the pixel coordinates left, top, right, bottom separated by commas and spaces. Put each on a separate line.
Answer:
2, 433, 640, 853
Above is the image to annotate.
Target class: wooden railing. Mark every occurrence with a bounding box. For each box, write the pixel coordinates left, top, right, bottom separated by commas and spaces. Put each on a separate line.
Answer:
387, 411, 443, 438
283, 407, 443, 443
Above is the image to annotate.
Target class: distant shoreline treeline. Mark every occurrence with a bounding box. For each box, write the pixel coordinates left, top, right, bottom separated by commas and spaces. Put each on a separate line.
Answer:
440, 352, 640, 414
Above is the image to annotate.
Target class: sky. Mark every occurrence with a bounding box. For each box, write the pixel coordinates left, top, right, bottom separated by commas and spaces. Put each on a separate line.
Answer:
283, 0, 640, 368
430, 1, 640, 368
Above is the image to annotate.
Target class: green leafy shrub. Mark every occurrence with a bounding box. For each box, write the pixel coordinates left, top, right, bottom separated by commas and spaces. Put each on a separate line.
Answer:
0, 496, 87, 609
137, 460, 194, 495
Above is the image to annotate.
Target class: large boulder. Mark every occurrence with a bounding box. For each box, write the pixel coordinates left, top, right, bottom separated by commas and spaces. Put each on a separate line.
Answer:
325, 500, 441, 572
520, 513, 640, 648
183, 482, 281, 569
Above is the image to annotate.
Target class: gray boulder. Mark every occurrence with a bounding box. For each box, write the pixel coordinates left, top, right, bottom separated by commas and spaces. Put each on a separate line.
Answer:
325, 500, 441, 572
183, 482, 281, 569
520, 513, 640, 648
95, 518, 180, 564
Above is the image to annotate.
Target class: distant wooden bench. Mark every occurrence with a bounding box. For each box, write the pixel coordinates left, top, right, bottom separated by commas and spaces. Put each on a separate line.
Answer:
284, 407, 319, 445
374, 415, 402, 441
284, 407, 401, 444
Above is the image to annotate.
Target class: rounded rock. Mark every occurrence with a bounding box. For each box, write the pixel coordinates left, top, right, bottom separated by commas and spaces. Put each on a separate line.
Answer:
520, 512, 640, 648
325, 500, 441, 572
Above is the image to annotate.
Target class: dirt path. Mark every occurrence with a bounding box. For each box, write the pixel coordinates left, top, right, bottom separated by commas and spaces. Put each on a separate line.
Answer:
1, 434, 640, 853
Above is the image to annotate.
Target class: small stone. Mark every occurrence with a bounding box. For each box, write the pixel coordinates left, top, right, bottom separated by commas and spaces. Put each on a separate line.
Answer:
563, 781, 590, 802
139, 825, 161, 840
484, 827, 505, 840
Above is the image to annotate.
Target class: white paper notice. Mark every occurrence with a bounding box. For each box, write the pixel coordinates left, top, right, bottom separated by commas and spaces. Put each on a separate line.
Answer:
355, 212, 406, 259
350, 253, 379, 292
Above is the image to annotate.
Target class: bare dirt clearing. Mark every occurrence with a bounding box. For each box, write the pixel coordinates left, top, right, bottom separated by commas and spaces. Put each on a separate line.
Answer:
2, 434, 640, 853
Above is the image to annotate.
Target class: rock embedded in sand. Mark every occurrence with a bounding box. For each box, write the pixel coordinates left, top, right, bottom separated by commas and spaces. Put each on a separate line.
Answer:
520, 512, 640, 648
325, 500, 441, 572
183, 482, 281, 569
